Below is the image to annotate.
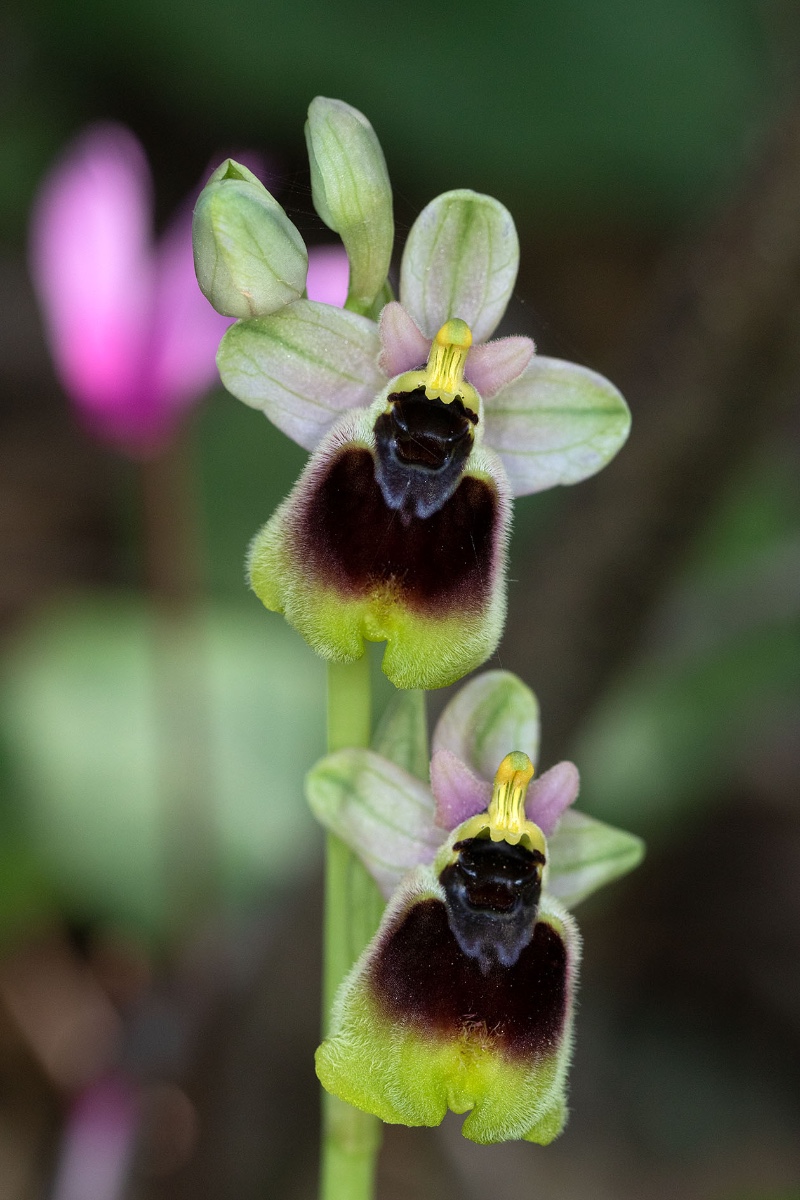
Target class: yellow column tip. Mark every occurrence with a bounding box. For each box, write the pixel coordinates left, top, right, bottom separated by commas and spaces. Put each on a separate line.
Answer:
434, 318, 473, 350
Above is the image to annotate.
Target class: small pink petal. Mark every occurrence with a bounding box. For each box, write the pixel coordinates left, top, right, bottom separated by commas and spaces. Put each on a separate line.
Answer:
465, 336, 535, 398
306, 244, 350, 307
430, 749, 491, 830
378, 301, 430, 377
29, 124, 154, 439
526, 761, 580, 836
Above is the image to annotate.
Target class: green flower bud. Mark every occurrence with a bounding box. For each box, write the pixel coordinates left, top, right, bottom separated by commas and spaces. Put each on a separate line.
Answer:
305, 97, 393, 316
192, 159, 308, 319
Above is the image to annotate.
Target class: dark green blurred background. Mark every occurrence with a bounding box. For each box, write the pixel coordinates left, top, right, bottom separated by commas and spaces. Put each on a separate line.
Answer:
1, 1, 799, 1198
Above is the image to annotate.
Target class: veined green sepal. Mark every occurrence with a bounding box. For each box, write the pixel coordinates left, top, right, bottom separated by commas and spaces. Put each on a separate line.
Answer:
400, 190, 519, 342
193, 159, 307, 319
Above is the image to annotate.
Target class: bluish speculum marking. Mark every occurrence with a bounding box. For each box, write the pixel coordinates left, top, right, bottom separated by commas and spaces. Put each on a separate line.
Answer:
440, 837, 544, 972
374, 387, 476, 520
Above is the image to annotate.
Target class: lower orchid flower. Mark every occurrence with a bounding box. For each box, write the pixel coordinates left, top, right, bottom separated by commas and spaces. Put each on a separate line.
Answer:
307, 670, 644, 1144
193, 98, 632, 690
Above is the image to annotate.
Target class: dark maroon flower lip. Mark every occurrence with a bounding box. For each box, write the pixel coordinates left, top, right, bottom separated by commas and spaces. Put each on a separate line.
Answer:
367, 897, 568, 1062
291, 446, 501, 617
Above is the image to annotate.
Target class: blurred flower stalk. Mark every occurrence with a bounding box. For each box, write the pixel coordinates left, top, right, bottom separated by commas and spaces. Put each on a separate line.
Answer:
192, 96, 639, 1200
28, 122, 352, 932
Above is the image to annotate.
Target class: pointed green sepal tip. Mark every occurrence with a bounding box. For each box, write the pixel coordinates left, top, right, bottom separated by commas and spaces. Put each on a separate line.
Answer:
192, 158, 308, 319
305, 97, 393, 316
316, 870, 579, 1144
547, 810, 645, 909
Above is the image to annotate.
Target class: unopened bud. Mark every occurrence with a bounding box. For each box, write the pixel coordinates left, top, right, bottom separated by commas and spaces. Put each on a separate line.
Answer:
305, 98, 393, 316
192, 159, 307, 319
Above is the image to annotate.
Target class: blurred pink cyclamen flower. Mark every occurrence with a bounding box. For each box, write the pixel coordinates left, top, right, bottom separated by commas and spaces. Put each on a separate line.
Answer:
304, 243, 349, 308
30, 123, 349, 456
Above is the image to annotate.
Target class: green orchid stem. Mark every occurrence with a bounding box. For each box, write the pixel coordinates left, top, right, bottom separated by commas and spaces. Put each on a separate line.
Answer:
321, 656, 384, 1200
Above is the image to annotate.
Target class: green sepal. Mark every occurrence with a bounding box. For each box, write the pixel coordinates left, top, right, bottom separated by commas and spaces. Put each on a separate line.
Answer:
432, 668, 539, 778
372, 689, 429, 781
216, 299, 383, 450
400, 189, 519, 342
305, 97, 393, 316
547, 810, 645, 909
483, 356, 632, 497
192, 159, 307, 319
306, 749, 440, 899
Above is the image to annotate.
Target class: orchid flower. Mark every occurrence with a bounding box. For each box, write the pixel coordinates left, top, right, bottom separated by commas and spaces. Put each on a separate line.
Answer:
306, 671, 644, 1144
193, 98, 631, 690
29, 123, 349, 457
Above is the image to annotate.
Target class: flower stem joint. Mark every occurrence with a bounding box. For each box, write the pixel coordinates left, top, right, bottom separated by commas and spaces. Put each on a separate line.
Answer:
315, 752, 579, 1145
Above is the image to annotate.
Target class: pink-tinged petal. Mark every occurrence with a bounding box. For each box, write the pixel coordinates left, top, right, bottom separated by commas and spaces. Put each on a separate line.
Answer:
52, 1075, 138, 1200
432, 670, 540, 782
306, 244, 350, 307
430, 748, 491, 830
29, 124, 154, 438
526, 761, 580, 837
148, 203, 231, 419
465, 336, 535, 398
378, 301, 430, 376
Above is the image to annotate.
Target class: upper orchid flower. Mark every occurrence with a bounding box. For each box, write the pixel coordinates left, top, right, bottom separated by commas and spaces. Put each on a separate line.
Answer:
29, 123, 350, 457
306, 671, 644, 1144
194, 98, 631, 689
